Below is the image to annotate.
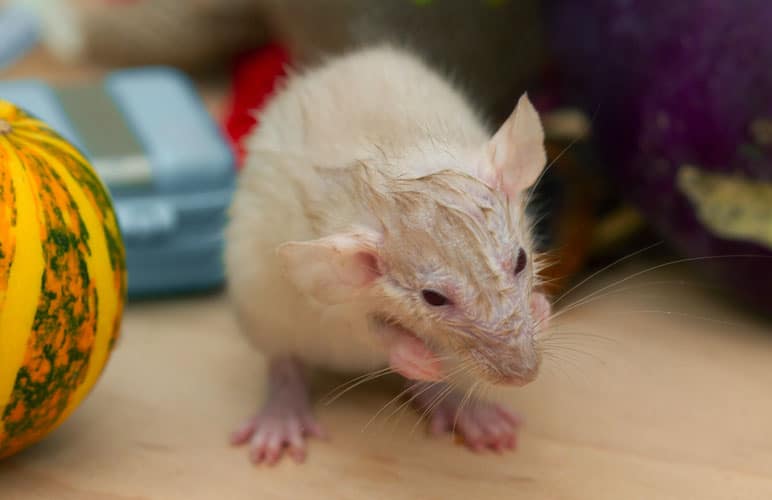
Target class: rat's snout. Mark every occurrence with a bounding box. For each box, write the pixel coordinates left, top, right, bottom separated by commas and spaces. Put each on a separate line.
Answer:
468, 329, 541, 387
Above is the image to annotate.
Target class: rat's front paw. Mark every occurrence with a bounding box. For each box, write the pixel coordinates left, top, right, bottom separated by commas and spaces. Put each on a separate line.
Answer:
231, 408, 326, 465
430, 398, 522, 452
411, 383, 523, 453
230, 357, 326, 465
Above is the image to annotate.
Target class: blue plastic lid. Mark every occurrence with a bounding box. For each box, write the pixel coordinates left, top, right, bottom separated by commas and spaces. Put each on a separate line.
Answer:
105, 67, 236, 193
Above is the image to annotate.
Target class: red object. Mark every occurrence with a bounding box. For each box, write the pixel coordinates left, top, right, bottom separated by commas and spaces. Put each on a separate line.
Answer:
223, 43, 290, 167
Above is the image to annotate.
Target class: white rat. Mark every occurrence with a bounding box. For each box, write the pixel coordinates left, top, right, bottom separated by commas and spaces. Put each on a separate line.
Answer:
225, 45, 552, 465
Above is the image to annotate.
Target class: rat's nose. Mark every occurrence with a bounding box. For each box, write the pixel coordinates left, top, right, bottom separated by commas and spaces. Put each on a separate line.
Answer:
495, 332, 541, 386
472, 338, 541, 387
496, 362, 539, 386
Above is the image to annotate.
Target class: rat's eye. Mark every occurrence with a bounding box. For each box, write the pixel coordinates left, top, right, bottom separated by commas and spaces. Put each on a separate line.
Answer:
421, 289, 450, 307
514, 248, 528, 275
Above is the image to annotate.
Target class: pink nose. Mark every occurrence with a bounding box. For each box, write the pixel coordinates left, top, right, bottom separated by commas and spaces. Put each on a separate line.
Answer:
492, 340, 540, 386
496, 363, 538, 386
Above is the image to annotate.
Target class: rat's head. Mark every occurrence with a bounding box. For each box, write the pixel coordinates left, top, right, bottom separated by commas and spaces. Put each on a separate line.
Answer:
278, 94, 551, 387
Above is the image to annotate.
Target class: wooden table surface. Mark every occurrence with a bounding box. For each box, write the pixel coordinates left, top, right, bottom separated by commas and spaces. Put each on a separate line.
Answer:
2, 45, 772, 500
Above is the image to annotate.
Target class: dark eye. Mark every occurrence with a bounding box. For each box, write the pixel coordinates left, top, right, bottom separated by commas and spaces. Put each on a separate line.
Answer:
514, 248, 528, 275
421, 289, 450, 307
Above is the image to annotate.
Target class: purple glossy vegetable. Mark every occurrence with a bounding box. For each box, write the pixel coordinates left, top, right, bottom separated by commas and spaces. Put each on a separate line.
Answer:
549, 0, 772, 312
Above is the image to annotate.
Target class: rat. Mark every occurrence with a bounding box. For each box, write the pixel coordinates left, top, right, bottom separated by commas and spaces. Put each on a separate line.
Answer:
224, 45, 552, 465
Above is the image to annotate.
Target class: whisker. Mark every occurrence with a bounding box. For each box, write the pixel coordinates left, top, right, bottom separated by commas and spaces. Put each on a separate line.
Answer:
551, 241, 665, 308
524, 134, 582, 209
603, 309, 747, 328
363, 379, 424, 432
526, 104, 600, 213
411, 383, 456, 436
528, 208, 553, 231
541, 351, 590, 382
539, 345, 606, 365
391, 360, 477, 430
367, 362, 471, 431
541, 353, 573, 380
323, 366, 398, 405
555, 253, 772, 322
384, 381, 440, 429
540, 344, 617, 360
539, 358, 567, 382
540, 341, 616, 356
546, 278, 722, 324
452, 381, 479, 434
325, 354, 460, 406
541, 330, 619, 344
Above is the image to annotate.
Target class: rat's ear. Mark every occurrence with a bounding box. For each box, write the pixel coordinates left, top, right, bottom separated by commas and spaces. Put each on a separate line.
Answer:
479, 93, 547, 198
277, 228, 382, 305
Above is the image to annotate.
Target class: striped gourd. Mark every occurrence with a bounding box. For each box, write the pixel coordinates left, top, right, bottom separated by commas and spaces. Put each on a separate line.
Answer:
0, 100, 126, 459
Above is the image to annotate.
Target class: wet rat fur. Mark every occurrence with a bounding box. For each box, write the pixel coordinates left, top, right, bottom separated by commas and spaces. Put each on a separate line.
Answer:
225, 45, 551, 389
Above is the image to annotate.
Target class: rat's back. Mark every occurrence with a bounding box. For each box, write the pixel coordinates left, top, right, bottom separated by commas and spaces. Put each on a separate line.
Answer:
250, 45, 489, 170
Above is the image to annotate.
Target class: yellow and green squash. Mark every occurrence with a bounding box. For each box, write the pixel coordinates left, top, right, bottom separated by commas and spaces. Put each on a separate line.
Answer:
0, 100, 126, 459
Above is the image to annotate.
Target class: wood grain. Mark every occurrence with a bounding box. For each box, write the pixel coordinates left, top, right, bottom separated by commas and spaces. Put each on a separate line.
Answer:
1, 261, 770, 500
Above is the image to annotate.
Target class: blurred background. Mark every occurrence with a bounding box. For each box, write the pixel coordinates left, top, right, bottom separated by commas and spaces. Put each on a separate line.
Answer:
2, 0, 769, 314
1, 1, 771, 497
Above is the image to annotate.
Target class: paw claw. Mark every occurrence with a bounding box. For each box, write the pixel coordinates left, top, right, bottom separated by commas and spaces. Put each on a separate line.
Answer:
237, 414, 324, 466
230, 417, 260, 445
288, 446, 307, 464
234, 404, 325, 465
249, 447, 265, 464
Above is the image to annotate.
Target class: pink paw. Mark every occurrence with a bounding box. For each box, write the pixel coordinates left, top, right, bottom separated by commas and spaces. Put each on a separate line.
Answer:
430, 399, 522, 452
230, 357, 324, 465
412, 383, 523, 453
231, 409, 326, 465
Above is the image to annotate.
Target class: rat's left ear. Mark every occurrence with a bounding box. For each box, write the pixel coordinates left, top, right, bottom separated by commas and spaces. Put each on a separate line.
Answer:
479, 93, 547, 198
277, 228, 383, 305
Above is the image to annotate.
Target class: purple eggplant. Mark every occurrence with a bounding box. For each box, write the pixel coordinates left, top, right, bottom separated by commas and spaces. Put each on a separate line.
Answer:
549, 0, 772, 312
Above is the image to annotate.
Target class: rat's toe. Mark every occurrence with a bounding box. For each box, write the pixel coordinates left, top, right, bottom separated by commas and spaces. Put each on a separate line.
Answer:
248, 438, 268, 464
485, 425, 512, 451
484, 408, 519, 443
494, 405, 524, 427
237, 412, 323, 465
264, 432, 284, 465
301, 416, 327, 439
231, 416, 260, 445
428, 410, 451, 436
457, 417, 486, 451
286, 419, 308, 463
247, 426, 273, 464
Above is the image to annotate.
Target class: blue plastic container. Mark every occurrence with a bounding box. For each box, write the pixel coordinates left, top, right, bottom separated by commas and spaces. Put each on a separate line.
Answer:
0, 67, 236, 297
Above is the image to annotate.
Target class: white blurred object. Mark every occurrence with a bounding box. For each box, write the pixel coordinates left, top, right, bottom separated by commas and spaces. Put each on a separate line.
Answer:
11, 0, 84, 62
